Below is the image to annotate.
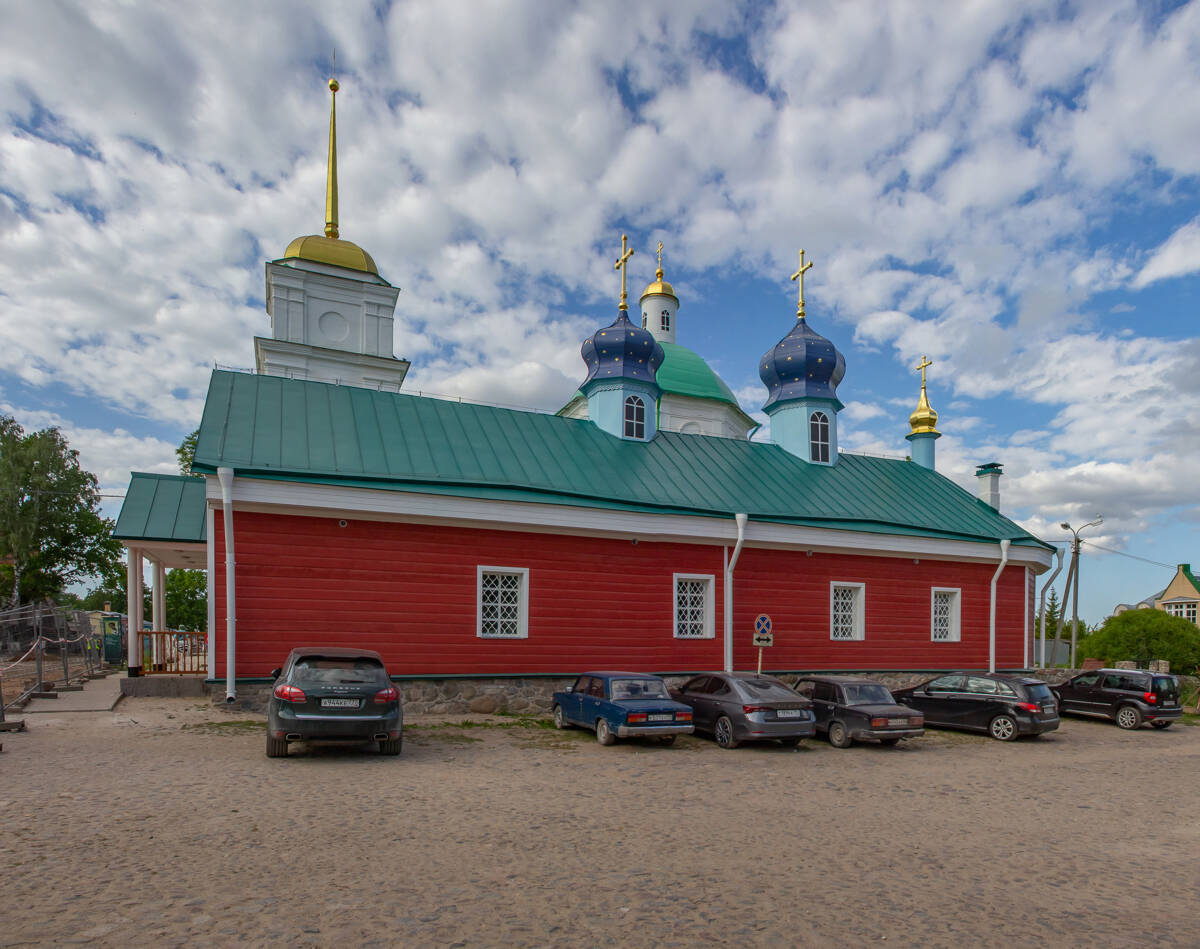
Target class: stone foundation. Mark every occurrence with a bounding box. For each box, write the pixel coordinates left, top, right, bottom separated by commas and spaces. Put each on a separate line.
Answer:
209, 668, 1199, 716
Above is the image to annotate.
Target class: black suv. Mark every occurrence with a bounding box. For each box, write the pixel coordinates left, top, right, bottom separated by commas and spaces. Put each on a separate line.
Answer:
892, 673, 1060, 741
1053, 668, 1182, 730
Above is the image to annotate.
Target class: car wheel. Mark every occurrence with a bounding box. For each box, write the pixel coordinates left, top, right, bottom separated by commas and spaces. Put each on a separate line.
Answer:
659, 735, 676, 746
988, 715, 1018, 741
595, 718, 615, 746
778, 737, 802, 748
1116, 705, 1143, 730
879, 737, 900, 747
714, 715, 738, 749
553, 704, 567, 730
828, 722, 852, 748
265, 735, 289, 758
379, 737, 402, 756
1151, 720, 1172, 730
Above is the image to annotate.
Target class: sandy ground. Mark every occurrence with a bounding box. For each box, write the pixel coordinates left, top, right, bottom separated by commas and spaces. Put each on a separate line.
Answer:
1, 699, 1197, 949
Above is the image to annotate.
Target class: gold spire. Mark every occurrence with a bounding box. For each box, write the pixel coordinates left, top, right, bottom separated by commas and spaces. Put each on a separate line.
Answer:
325, 77, 339, 239
790, 249, 813, 320
909, 355, 940, 434
281, 77, 380, 275
639, 239, 679, 304
614, 234, 634, 311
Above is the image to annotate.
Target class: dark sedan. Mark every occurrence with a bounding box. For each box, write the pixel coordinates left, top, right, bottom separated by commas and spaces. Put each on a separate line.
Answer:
793, 675, 924, 747
892, 672, 1059, 741
669, 672, 815, 749
266, 647, 403, 757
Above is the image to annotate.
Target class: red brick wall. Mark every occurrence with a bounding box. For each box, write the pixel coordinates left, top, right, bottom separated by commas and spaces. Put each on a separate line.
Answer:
212, 511, 1029, 677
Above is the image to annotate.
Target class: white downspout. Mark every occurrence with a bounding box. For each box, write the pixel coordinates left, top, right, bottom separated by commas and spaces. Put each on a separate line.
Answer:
1037, 548, 1065, 669
218, 467, 237, 702
989, 539, 1011, 674
205, 502, 216, 680
723, 514, 748, 673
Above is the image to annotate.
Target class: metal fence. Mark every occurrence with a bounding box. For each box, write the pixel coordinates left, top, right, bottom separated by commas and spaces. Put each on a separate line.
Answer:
0, 604, 107, 714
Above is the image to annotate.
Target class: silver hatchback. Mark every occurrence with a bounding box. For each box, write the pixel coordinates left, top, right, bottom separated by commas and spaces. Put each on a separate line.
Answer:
671, 673, 816, 749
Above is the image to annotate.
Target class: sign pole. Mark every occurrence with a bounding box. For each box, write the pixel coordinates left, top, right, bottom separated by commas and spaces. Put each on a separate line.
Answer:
757, 647, 763, 676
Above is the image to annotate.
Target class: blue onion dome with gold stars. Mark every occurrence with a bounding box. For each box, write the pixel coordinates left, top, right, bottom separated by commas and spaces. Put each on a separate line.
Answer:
759, 316, 846, 412
580, 311, 665, 389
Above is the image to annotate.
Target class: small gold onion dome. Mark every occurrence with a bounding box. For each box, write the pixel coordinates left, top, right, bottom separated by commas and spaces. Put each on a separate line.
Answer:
909, 386, 939, 434
640, 263, 678, 304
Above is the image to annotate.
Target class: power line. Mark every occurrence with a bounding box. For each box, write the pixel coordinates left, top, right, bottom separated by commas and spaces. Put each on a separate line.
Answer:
1080, 539, 1173, 570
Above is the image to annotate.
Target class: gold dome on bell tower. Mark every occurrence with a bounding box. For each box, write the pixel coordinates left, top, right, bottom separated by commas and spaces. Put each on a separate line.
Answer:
281, 77, 380, 276
908, 355, 940, 435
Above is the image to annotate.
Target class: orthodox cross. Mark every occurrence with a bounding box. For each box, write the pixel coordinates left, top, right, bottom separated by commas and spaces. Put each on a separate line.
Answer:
790, 249, 813, 319
915, 355, 933, 388
656, 240, 664, 272
614, 233, 635, 311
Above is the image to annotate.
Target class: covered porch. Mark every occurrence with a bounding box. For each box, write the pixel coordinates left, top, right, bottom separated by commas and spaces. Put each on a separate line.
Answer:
113, 473, 210, 677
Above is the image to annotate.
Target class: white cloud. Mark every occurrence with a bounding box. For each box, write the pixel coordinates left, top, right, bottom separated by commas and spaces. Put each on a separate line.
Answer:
1133, 218, 1200, 288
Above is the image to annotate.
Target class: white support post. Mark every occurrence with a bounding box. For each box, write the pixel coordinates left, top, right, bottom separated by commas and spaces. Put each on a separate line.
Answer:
152, 560, 166, 631
126, 547, 143, 674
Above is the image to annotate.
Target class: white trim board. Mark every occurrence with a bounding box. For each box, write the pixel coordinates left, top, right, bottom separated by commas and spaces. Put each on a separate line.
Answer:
203, 475, 1055, 572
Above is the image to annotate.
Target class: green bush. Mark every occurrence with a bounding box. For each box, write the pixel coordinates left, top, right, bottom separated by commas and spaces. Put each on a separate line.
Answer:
1076, 610, 1200, 674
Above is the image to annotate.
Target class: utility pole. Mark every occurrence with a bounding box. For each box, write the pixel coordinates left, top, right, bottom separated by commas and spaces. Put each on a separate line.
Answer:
1060, 516, 1102, 668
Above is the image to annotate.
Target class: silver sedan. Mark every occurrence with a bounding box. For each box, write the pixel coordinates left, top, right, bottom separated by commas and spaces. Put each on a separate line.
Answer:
670, 673, 816, 749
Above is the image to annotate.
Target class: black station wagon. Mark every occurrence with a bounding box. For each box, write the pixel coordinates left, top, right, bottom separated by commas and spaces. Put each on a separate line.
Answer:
893, 672, 1059, 741
793, 675, 924, 747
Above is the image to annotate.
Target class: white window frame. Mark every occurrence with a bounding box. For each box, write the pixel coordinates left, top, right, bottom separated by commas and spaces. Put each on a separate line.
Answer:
673, 573, 715, 639
476, 566, 530, 639
661, 309, 671, 332
624, 395, 646, 439
930, 587, 962, 642
810, 411, 830, 463
829, 581, 865, 641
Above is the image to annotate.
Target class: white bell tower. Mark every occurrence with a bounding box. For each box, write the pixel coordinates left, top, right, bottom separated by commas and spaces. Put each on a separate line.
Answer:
254, 78, 410, 391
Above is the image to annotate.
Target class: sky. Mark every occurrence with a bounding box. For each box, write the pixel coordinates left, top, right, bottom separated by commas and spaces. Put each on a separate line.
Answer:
2, 0, 1198, 624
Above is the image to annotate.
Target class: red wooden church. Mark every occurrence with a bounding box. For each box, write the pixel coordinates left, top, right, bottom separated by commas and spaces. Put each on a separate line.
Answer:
114, 81, 1052, 698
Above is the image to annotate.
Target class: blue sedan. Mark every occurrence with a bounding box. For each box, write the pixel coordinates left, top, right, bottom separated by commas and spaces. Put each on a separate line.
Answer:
552, 672, 695, 745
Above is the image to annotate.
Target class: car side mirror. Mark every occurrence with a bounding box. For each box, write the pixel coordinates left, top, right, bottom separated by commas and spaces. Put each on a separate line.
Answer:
270, 667, 282, 680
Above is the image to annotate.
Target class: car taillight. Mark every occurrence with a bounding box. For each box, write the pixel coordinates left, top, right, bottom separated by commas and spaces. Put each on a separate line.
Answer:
1144, 692, 1156, 704
675, 710, 692, 721
627, 712, 648, 723
743, 705, 769, 714
373, 686, 400, 704
871, 717, 888, 728
1016, 702, 1040, 712
273, 683, 305, 703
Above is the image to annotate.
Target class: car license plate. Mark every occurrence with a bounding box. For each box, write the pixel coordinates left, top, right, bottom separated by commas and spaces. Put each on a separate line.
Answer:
321, 697, 359, 709
776, 709, 803, 719
648, 713, 673, 722
910, 718, 923, 726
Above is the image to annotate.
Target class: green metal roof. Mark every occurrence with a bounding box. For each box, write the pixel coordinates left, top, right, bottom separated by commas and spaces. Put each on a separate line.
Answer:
193, 371, 1049, 549
114, 473, 207, 543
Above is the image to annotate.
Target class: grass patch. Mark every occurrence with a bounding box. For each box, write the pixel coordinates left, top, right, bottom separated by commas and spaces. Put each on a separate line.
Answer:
1178, 712, 1200, 727
182, 719, 266, 733
410, 716, 555, 731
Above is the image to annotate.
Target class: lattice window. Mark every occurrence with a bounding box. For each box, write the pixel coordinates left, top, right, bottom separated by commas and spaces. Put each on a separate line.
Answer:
661, 310, 670, 332
931, 588, 961, 641
830, 583, 863, 640
477, 568, 528, 639
1165, 602, 1198, 624
674, 575, 713, 638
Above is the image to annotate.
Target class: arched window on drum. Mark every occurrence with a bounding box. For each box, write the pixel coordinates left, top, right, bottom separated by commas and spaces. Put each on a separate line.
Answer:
809, 411, 830, 463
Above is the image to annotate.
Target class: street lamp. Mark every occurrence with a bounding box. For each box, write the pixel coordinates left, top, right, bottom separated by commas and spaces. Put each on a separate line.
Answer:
1060, 515, 1102, 667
